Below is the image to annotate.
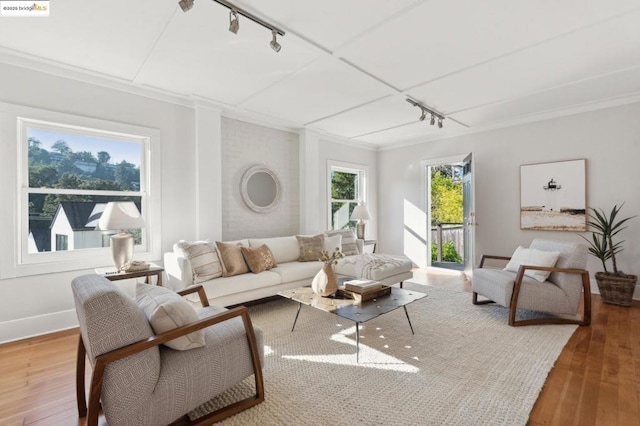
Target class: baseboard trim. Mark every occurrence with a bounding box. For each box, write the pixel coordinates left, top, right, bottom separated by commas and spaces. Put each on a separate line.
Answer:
0, 309, 78, 345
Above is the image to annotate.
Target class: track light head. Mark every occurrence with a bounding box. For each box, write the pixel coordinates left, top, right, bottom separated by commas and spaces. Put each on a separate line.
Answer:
178, 0, 194, 12
438, 117, 443, 128
430, 114, 435, 126
419, 110, 426, 121
270, 30, 281, 52
229, 9, 239, 34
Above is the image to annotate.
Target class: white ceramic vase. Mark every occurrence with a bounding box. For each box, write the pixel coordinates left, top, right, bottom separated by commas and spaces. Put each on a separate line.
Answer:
312, 263, 338, 296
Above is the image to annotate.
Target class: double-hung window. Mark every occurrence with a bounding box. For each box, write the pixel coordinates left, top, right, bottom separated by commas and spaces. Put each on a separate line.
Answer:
328, 161, 367, 230
0, 105, 161, 278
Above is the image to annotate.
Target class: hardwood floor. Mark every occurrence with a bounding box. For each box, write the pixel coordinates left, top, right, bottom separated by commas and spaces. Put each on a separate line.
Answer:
1, 268, 638, 425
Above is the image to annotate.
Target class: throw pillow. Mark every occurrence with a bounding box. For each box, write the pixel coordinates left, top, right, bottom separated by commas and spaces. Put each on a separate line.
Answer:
135, 283, 205, 351
504, 246, 561, 282
176, 240, 223, 284
215, 241, 250, 277
296, 234, 325, 262
325, 229, 359, 256
323, 234, 342, 254
241, 244, 277, 273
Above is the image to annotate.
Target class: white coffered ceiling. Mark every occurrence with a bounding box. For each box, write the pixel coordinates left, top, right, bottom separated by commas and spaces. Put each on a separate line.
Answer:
1, 0, 639, 147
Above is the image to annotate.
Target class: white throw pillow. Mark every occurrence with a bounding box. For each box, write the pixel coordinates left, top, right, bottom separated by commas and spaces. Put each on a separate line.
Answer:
504, 246, 561, 282
323, 234, 342, 254
136, 283, 205, 351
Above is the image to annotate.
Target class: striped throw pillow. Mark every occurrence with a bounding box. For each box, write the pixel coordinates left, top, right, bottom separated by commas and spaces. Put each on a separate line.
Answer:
325, 229, 359, 256
176, 241, 223, 284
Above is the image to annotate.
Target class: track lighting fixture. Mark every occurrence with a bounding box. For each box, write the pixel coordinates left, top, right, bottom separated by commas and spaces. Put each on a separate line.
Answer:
270, 30, 281, 52
180, 0, 285, 52
405, 98, 445, 129
178, 0, 194, 12
229, 9, 239, 34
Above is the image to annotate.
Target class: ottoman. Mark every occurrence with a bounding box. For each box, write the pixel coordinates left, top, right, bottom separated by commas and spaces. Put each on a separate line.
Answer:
335, 253, 414, 287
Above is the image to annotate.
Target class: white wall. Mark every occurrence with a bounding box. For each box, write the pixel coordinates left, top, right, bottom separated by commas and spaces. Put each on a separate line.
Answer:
378, 102, 640, 296
220, 118, 300, 240
0, 62, 197, 343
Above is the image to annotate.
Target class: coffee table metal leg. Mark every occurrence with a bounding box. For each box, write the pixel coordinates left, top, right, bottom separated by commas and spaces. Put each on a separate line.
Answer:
355, 322, 360, 363
291, 303, 302, 332
403, 306, 415, 335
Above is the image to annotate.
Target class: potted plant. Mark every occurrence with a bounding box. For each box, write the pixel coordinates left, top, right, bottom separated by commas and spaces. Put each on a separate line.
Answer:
581, 203, 637, 306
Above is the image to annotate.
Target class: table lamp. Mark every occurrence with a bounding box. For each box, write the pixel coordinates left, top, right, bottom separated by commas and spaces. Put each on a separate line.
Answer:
98, 201, 145, 271
350, 202, 372, 240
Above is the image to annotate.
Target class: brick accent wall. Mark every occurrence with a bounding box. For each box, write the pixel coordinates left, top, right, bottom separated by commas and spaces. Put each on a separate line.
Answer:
221, 118, 299, 240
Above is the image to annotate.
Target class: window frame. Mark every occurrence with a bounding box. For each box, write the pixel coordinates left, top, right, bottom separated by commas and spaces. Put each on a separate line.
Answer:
327, 160, 368, 231
0, 102, 161, 279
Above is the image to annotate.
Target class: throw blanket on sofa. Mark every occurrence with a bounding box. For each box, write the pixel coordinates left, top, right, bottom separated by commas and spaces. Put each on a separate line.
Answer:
338, 254, 406, 280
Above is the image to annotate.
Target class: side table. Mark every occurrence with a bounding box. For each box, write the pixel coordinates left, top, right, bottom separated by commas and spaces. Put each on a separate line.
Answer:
363, 239, 377, 253
95, 264, 164, 286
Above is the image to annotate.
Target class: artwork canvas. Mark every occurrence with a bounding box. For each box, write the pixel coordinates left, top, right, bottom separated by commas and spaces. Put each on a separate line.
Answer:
520, 159, 586, 231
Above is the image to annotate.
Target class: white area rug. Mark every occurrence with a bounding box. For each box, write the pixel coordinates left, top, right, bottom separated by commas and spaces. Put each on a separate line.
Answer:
191, 284, 577, 425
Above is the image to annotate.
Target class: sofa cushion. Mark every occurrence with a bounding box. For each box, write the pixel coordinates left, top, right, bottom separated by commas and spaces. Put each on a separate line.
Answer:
249, 236, 299, 264
136, 283, 206, 351
216, 241, 250, 277
325, 229, 359, 256
504, 246, 560, 282
241, 244, 277, 273
271, 261, 323, 283
175, 241, 223, 284
323, 234, 342, 253
296, 234, 325, 262
195, 270, 282, 303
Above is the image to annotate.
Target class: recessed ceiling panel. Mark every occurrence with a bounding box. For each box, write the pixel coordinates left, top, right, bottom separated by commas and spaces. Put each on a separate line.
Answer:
0, 1, 176, 80
451, 67, 640, 126
407, 9, 640, 115
340, 0, 640, 90
135, 1, 322, 105
240, 57, 394, 124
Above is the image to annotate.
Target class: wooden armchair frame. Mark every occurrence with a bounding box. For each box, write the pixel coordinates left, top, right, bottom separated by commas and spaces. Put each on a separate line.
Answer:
472, 254, 592, 327
76, 285, 264, 426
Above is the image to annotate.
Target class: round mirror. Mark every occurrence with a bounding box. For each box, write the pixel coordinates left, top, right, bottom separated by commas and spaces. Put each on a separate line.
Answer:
240, 165, 281, 213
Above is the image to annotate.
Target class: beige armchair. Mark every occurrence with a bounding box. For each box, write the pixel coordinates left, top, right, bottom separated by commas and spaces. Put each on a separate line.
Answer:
472, 239, 591, 327
72, 274, 264, 426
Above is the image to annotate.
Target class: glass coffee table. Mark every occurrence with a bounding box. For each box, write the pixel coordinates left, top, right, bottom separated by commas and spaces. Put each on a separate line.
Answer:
278, 281, 426, 362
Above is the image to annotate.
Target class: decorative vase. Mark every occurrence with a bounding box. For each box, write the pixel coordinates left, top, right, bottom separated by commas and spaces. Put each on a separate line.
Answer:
312, 263, 338, 296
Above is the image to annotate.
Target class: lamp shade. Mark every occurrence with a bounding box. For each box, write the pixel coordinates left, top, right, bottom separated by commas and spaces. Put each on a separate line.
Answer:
98, 202, 145, 231
350, 204, 372, 221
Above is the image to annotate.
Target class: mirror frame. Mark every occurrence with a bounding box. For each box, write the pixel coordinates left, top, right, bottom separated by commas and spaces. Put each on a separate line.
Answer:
240, 165, 282, 213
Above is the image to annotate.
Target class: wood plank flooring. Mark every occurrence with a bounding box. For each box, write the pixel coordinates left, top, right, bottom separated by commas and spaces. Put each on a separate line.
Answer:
0, 268, 638, 425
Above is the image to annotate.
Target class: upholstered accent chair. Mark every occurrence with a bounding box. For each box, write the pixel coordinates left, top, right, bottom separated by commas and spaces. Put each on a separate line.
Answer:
472, 239, 591, 327
72, 274, 264, 426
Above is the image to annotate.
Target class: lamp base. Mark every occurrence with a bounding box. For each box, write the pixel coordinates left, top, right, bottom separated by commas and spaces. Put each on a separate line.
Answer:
110, 232, 134, 271
356, 221, 365, 240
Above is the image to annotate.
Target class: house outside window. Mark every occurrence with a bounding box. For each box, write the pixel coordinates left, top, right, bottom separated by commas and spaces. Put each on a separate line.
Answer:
0, 108, 161, 279
328, 161, 367, 230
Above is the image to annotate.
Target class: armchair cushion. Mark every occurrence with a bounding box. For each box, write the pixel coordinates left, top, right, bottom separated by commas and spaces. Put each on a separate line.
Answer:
504, 246, 560, 282
136, 283, 206, 351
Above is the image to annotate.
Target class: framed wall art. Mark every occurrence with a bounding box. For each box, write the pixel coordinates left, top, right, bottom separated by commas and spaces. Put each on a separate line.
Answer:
520, 159, 586, 231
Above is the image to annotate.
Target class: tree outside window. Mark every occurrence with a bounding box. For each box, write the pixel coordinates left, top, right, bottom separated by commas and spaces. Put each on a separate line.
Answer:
330, 165, 365, 230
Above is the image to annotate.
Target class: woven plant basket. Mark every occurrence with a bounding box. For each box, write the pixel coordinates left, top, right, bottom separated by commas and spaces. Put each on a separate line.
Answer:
595, 272, 637, 306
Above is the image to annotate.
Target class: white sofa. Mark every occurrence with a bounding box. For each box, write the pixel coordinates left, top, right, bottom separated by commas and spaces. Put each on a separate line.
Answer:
163, 235, 413, 307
